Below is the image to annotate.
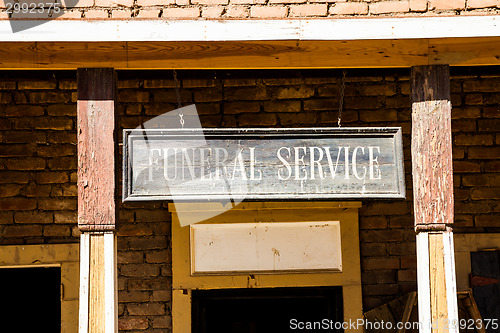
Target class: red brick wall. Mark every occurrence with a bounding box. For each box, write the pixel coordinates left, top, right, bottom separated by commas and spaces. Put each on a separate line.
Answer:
1, 0, 497, 19
0, 68, 498, 330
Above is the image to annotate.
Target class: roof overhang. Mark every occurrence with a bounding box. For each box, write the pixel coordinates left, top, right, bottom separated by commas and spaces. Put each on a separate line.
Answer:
1, 16, 499, 69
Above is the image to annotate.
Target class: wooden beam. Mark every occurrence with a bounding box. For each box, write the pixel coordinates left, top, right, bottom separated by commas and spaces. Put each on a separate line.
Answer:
0, 37, 498, 70
77, 68, 116, 232
411, 65, 458, 333
2, 17, 500, 42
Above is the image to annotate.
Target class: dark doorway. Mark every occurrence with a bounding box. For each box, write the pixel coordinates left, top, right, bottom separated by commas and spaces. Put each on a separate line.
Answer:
192, 286, 343, 333
0, 267, 61, 332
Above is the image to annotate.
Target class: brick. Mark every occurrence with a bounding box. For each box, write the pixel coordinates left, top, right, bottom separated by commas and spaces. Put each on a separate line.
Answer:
153, 90, 192, 103
475, 215, 500, 228
152, 289, 172, 302
463, 79, 500, 92
359, 109, 397, 122
455, 201, 492, 214
25, 185, 51, 197
118, 317, 149, 331
467, 0, 497, 9
289, 3, 327, 16
363, 257, 399, 270
136, 9, 161, 18
386, 96, 410, 108
484, 161, 500, 172
388, 243, 416, 256
18, 81, 56, 90
153, 316, 172, 329
162, 7, 200, 18
471, 188, 500, 200
389, 216, 413, 228
362, 284, 399, 299
146, 250, 171, 263
274, 86, 315, 99
129, 237, 168, 250
43, 225, 70, 237
143, 79, 176, 88
3, 225, 42, 238
478, 119, 500, 132
345, 96, 383, 109
409, 0, 427, 11
361, 243, 387, 256
263, 100, 301, 113
398, 269, 416, 282
303, 98, 339, 111
369, 1, 410, 14
118, 251, 144, 264
0, 92, 12, 103
29, 92, 69, 104
0, 81, 16, 90
319, 110, 359, 124
0, 211, 13, 224
111, 9, 133, 18
127, 277, 171, 291
37, 145, 75, 157
358, 84, 397, 96
0, 144, 34, 157
224, 6, 249, 16
455, 134, 493, 145
118, 224, 153, 236
5, 105, 44, 117
238, 113, 277, 126
452, 107, 481, 119
96, 0, 133, 6
453, 161, 481, 173
48, 157, 77, 170
46, 104, 75, 116
360, 216, 388, 229
127, 302, 165, 316
330, 2, 368, 15
14, 211, 53, 223
38, 198, 77, 210
33, 118, 73, 130
0, 118, 11, 130
465, 93, 483, 105
135, 209, 170, 222
429, 0, 465, 9
468, 146, 500, 159
483, 107, 500, 118
230, 0, 265, 4
5, 131, 46, 144
361, 229, 404, 243
278, 112, 317, 126
6, 157, 45, 170
269, 0, 304, 4
121, 264, 160, 277
362, 270, 397, 284
201, 6, 225, 17
249, 6, 288, 18
118, 90, 150, 103
118, 291, 150, 303
193, 89, 223, 103
0, 198, 36, 210
0, 184, 23, 198
462, 174, 500, 187
36, 172, 69, 184
193, 0, 228, 5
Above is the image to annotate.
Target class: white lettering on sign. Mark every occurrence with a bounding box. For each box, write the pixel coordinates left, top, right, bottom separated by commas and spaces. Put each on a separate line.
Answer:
124, 128, 405, 200
146, 145, 381, 182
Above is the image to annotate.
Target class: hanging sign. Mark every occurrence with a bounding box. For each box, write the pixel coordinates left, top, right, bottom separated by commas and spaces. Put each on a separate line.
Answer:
123, 127, 405, 201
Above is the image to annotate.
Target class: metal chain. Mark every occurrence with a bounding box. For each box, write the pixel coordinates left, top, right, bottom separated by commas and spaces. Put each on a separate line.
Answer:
172, 70, 184, 128
337, 70, 347, 127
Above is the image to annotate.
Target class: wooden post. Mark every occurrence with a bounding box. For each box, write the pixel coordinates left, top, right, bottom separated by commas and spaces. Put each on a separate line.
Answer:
411, 65, 458, 333
77, 68, 117, 333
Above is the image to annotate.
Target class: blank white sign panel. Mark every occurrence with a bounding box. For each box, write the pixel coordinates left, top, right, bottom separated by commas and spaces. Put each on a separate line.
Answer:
190, 221, 342, 274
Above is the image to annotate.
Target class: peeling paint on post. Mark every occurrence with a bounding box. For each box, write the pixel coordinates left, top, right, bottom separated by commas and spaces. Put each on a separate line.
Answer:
77, 68, 116, 232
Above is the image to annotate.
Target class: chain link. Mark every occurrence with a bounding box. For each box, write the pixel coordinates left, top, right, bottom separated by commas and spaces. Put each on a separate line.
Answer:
337, 70, 347, 127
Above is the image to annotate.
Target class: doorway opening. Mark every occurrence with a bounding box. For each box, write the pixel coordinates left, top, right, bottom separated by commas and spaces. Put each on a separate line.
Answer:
0, 266, 61, 332
192, 286, 343, 333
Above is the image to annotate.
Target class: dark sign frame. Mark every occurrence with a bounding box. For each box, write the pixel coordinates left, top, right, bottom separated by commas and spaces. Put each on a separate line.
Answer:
123, 127, 405, 201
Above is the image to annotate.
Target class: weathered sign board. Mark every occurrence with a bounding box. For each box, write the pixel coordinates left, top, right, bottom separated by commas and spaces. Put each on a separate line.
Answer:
123, 127, 405, 201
